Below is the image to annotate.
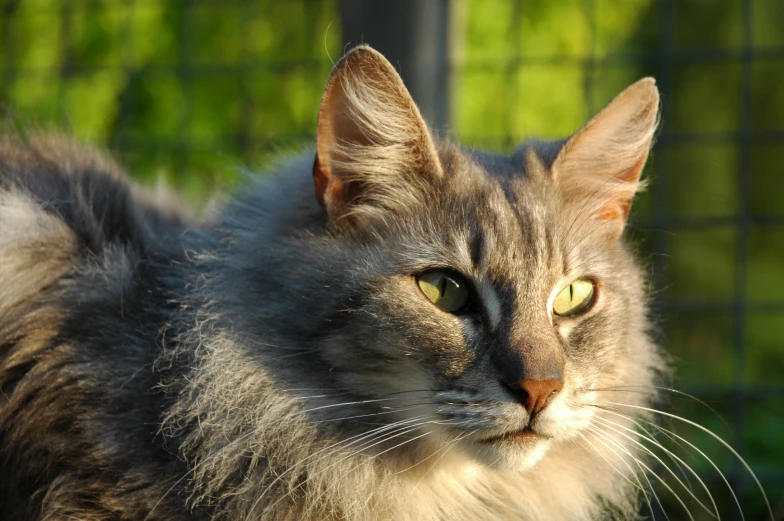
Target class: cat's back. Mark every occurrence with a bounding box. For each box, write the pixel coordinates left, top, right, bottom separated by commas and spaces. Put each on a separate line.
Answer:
0, 135, 196, 520
0, 134, 189, 260
0, 134, 188, 352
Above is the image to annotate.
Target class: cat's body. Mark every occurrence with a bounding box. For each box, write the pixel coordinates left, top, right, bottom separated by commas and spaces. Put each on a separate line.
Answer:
0, 47, 666, 520
0, 136, 196, 520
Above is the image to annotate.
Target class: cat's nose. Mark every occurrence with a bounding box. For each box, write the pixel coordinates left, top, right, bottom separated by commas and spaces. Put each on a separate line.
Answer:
507, 378, 563, 416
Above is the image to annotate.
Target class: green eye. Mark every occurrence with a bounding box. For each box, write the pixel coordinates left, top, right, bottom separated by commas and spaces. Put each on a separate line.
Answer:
552, 279, 595, 317
416, 269, 471, 314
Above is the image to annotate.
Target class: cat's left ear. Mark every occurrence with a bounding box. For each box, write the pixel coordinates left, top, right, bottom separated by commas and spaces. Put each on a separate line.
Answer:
313, 45, 443, 221
552, 78, 659, 238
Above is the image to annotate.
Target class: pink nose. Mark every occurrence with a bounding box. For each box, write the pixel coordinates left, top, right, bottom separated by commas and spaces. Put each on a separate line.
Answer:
508, 378, 563, 415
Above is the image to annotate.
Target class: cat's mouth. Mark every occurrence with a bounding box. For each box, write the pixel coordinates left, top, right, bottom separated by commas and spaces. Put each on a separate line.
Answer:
480, 427, 550, 444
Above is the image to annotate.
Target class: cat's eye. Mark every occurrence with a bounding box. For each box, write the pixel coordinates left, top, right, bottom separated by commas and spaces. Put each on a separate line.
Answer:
552, 279, 595, 317
416, 269, 471, 314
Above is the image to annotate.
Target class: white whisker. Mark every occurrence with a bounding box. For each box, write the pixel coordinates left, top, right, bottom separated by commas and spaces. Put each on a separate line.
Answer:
408, 428, 478, 492
575, 431, 658, 519
593, 409, 722, 516
248, 416, 438, 517
259, 421, 436, 518
146, 398, 433, 520
597, 401, 773, 521
247, 415, 435, 518
592, 415, 718, 519
586, 425, 675, 521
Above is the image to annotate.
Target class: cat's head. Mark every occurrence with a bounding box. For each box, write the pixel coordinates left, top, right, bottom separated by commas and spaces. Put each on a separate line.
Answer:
203, 46, 663, 479
287, 46, 663, 471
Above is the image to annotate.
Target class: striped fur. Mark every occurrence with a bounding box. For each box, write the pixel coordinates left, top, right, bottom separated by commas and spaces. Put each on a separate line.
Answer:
0, 47, 666, 521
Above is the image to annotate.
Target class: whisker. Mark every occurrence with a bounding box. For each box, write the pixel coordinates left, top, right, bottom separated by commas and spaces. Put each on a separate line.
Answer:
599, 405, 746, 519
247, 415, 435, 517
586, 385, 733, 434
594, 407, 722, 514
586, 424, 691, 521
268, 350, 322, 360
321, 426, 443, 502
258, 421, 436, 518
146, 397, 438, 519
601, 401, 774, 520
592, 415, 718, 519
575, 431, 658, 519
314, 404, 434, 423
595, 402, 772, 521
408, 428, 478, 492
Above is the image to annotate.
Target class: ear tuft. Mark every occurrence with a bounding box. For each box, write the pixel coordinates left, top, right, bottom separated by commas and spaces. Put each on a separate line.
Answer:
553, 77, 659, 237
313, 45, 442, 221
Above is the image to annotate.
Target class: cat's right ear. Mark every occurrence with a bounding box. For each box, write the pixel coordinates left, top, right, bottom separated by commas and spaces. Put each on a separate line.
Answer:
552, 78, 659, 239
313, 46, 442, 221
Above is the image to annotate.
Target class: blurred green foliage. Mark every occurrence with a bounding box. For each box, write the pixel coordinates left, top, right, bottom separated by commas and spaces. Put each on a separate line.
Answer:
0, 0, 781, 518
0, 0, 340, 199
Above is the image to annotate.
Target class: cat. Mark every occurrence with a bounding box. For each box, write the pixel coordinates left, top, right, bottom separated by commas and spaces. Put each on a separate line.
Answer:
0, 44, 725, 520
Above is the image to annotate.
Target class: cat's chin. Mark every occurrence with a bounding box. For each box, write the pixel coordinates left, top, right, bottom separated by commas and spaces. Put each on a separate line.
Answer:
461, 435, 553, 473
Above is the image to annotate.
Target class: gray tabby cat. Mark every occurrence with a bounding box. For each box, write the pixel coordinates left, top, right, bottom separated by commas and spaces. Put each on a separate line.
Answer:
2, 45, 752, 520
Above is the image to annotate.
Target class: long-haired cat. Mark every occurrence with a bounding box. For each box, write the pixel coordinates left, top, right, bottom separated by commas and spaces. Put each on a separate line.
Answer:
0, 45, 769, 521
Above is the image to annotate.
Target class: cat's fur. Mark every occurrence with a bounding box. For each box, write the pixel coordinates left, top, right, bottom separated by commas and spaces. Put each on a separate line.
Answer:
0, 46, 664, 520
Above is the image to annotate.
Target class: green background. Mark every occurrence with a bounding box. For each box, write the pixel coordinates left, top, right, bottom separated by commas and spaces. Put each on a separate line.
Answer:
0, 0, 781, 518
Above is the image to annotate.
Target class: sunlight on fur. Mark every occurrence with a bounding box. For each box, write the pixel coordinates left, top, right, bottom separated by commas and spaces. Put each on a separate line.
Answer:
0, 45, 773, 521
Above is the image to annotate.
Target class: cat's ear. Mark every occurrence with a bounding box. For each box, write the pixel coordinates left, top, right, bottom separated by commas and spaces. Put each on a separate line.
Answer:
313, 45, 442, 220
552, 78, 659, 237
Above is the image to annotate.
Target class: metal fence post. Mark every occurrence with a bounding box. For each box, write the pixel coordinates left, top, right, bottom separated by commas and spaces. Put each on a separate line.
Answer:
340, 0, 451, 134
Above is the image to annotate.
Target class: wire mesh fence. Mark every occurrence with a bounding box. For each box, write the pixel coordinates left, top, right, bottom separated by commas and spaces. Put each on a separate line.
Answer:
0, 0, 781, 518
0, 0, 340, 198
